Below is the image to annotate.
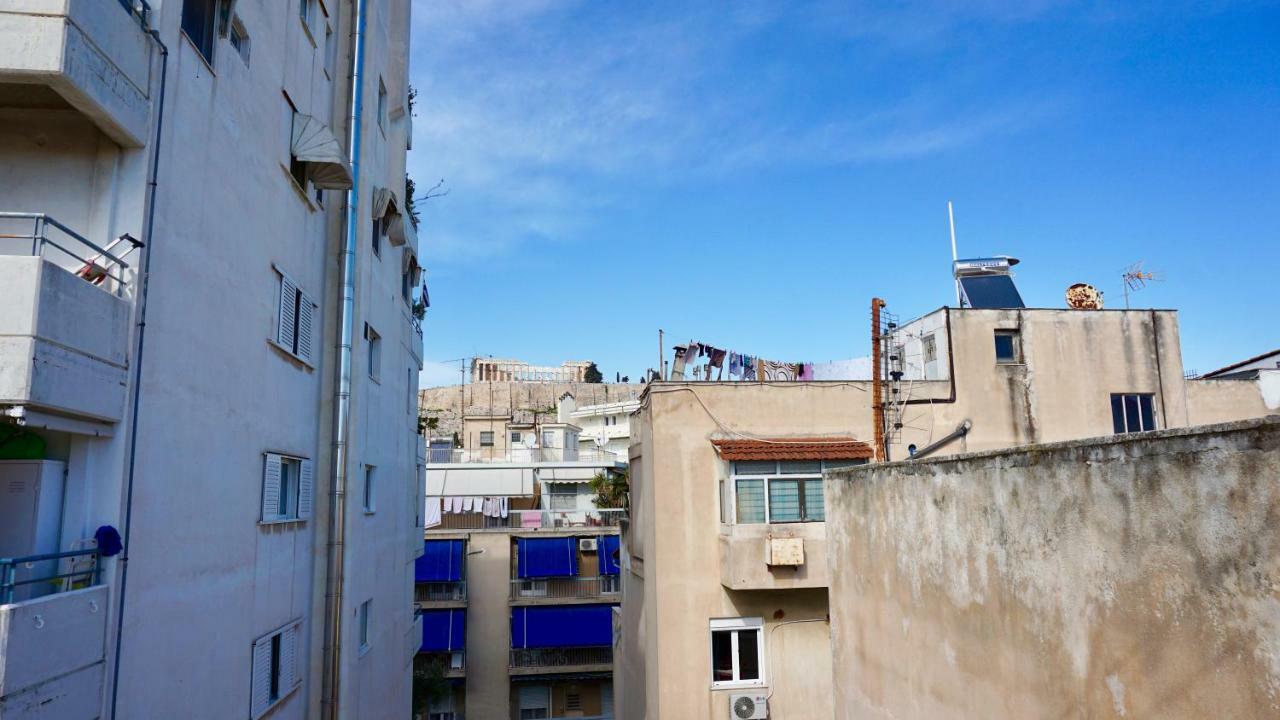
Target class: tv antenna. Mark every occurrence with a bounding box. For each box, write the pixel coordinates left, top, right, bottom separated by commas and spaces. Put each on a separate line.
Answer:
1121, 261, 1163, 309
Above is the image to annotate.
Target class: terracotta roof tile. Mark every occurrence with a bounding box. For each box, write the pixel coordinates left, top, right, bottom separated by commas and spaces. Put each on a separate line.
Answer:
711, 437, 873, 461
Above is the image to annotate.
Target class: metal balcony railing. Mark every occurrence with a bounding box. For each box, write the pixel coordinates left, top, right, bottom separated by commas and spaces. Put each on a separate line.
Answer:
418, 650, 466, 677
430, 508, 625, 531
1, 548, 101, 605
509, 575, 620, 601
428, 447, 619, 464
509, 645, 612, 669
416, 580, 467, 602
0, 213, 137, 295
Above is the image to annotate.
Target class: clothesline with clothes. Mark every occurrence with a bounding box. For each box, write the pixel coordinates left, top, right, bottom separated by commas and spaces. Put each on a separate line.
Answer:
670, 341, 871, 382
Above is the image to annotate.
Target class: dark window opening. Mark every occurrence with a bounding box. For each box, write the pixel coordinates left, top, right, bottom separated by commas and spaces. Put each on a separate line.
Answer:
1111, 393, 1156, 434
994, 329, 1021, 364
269, 633, 282, 701
181, 0, 217, 63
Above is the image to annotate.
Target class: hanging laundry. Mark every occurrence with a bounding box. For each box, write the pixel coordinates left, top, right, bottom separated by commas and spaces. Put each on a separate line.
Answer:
761, 360, 799, 381
499, 496, 509, 519
728, 352, 744, 379
742, 356, 757, 381
708, 348, 727, 370
799, 363, 815, 381
424, 497, 442, 528
462, 496, 474, 512
812, 358, 874, 380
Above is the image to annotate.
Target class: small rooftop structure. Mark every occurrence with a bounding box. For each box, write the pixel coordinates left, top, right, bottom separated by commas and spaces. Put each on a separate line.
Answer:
953, 256, 1026, 309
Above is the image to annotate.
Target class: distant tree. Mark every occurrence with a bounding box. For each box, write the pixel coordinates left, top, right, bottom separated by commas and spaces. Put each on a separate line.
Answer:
411, 656, 450, 717
583, 362, 603, 383
590, 468, 629, 509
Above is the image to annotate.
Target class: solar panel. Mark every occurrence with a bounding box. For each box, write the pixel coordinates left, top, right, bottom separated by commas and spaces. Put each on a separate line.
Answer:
960, 275, 1025, 309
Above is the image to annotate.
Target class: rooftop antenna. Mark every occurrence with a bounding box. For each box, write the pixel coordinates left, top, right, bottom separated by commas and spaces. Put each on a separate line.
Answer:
948, 201, 960, 305
1121, 261, 1163, 309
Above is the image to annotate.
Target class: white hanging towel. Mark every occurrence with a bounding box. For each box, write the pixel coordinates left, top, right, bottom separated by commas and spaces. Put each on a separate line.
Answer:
424, 497, 442, 528
500, 496, 509, 519
462, 496, 474, 512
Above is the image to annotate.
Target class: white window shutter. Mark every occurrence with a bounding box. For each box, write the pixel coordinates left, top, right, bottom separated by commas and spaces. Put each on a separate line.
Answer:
250, 635, 273, 718
262, 453, 282, 520
298, 459, 314, 519
282, 624, 300, 690
278, 275, 298, 350
296, 294, 314, 361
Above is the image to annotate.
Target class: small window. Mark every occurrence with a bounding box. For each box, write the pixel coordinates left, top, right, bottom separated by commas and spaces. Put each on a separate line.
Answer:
229, 18, 251, 66
358, 600, 371, 654
363, 465, 376, 513
251, 621, 302, 718
922, 334, 937, 365
735, 479, 765, 524
511, 431, 522, 444
377, 79, 388, 131
365, 324, 381, 381
275, 269, 315, 362
1111, 393, 1156, 434
718, 478, 729, 523
994, 329, 1021, 364
710, 617, 764, 687
284, 97, 308, 191
371, 217, 382, 257
324, 22, 336, 80
181, 0, 217, 64
299, 0, 313, 27
541, 431, 554, 448
262, 454, 313, 523
479, 431, 495, 447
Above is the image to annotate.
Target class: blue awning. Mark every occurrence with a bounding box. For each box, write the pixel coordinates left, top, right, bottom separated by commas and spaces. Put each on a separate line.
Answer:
510, 604, 613, 649
517, 537, 579, 578
416, 539, 464, 582
598, 535, 621, 576
421, 609, 466, 652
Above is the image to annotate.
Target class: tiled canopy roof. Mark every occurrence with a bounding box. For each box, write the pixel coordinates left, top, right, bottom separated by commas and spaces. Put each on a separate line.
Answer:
711, 437, 873, 461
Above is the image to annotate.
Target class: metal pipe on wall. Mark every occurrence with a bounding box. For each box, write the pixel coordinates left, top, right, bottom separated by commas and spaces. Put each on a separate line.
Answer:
321, 0, 368, 715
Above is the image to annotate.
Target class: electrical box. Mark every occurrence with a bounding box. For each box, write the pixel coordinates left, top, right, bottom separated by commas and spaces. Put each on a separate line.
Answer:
766, 537, 804, 567
0, 459, 67, 602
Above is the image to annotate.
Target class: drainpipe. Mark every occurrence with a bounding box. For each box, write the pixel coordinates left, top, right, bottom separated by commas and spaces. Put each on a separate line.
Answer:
108, 27, 168, 720
910, 420, 972, 460
322, 0, 367, 716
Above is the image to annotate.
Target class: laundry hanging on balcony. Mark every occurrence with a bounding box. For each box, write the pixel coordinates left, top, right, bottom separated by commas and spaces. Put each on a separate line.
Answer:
516, 537, 578, 578
416, 539, 463, 582
291, 114, 353, 189
510, 604, 613, 648
421, 609, 466, 652
598, 535, 622, 576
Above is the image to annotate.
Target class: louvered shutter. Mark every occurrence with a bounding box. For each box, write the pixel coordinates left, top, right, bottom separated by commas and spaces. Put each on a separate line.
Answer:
296, 294, 314, 361
277, 276, 298, 351
262, 454, 282, 520
297, 459, 314, 519
282, 624, 300, 690
250, 635, 273, 718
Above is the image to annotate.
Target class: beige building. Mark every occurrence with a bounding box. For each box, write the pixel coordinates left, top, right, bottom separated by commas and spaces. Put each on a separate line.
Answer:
472, 358, 594, 383
618, 306, 1274, 720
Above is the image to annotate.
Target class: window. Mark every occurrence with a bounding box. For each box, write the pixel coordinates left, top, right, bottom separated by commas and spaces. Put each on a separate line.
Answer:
181, 0, 216, 64
922, 334, 937, 365
229, 18, 251, 66
729, 460, 858, 524
284, 96, 308, 191
566, 693, 582, 712
251, 621, 301, 718
275, 268, 315, 363
324, 22, 337, 80
262, 454, 313, 523
377, 79, 388, 132
371, 217, 383, 257
363, 465, 376, 513
994, 329, 1021, 364
1111, 393, 1156, 434
299, 0, 313, 27
710, 617, 764, 687
718, 479, 729, 523
365, 323, 381, 381
541, 431, 555, 448
511, 431, 522, 444
358, 599, 371, 654
479, 431, 495, 447
518, 685, 550, 719
735, 478, 765, 523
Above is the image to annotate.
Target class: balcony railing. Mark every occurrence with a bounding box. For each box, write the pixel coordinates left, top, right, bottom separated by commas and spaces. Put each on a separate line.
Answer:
1, 548, 101, 605
117, 0, 152, 25
428, 447, 619, 464
418, 650, 466, 678
416, 580, 467, 602
510, 575, 619, 601
0, 213, 136, 295
509, 645, 612, 670
430, 508, 625, 531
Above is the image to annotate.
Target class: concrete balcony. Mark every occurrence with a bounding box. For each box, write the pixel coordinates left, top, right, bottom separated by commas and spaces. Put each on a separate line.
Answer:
509, 646, 612, 675
0, 584, 108, 719
0, 220, 132, 429
718, 522, 829, 590
0, 0, 152, 147
416, 580, 467, 606
509, 575, 620, 605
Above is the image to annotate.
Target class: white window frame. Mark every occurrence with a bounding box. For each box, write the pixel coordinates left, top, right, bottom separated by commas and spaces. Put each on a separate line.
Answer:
261, 453, 314, 524
273, 266, 317, 366
727, 460, 861, 524
365, 323, 381, 382
250, 619, 303, 719
994, 329, 1022, 364
709, 617, 765, 689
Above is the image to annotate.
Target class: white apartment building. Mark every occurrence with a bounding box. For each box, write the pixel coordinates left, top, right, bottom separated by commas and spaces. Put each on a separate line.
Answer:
559, 394, 639, 458
0, 1, 421, 718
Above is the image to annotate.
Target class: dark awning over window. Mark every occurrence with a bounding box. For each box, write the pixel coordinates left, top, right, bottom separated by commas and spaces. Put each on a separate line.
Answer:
517, 537, 578, 578
416, 539, 463, 582
510, 605, 613, 649
598, 535, 621, 576
421, 609, 465, 652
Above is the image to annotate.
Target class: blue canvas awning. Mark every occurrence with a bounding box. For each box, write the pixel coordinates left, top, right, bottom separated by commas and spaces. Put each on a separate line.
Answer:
598, 535, 621, 576
421, 609, 466, 652
516, 537, 578, 578
510, 604, 613, 649
416, 539, 464, 582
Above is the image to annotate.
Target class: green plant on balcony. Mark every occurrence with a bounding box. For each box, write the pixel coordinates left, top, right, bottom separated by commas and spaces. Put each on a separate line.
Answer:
590, 468, 629, 509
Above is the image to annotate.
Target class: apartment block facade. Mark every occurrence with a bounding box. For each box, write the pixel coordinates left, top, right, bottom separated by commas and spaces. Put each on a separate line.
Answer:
618, 306, 1275, 719
0, 0, 421, 718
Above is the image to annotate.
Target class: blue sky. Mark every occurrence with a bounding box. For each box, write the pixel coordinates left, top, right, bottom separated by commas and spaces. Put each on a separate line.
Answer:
407, 1, 1280, 386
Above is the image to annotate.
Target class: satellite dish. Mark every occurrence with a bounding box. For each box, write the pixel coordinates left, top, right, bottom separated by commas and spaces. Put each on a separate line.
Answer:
593, 435, 606, 449
1065, 283, 1103, 310
522, 434, 537, 448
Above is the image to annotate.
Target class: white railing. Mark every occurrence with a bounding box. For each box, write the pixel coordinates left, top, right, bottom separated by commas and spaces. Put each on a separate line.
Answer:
416, 580, 466, 602
430, 509, 625, 531
509, 575, 620, 601
428, 447, 619, 464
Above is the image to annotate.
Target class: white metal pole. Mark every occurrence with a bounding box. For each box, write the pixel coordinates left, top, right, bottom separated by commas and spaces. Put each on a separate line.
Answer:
948, 201, 960, 305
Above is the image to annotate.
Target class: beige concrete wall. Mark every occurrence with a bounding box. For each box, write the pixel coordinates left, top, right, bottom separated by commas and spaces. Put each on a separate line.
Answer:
464, 532, 514, 720
1186, 377, 1276, 425
826, 417, 1280, 720
421, 382, 644, 438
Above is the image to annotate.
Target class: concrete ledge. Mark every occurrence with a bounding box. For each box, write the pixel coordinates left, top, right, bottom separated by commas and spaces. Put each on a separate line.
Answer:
719, 522, 828, 590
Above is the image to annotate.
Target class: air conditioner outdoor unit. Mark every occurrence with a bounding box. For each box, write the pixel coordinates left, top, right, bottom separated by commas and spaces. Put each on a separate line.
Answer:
449, 651, 464, 670
730, 692, 768, 719
579, 538, 598, 552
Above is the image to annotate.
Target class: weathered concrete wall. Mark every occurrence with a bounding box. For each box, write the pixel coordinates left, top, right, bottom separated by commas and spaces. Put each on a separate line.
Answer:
1188, 377, 1279, 425
826, 417, 1280, 720
420, 381, 643, 438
